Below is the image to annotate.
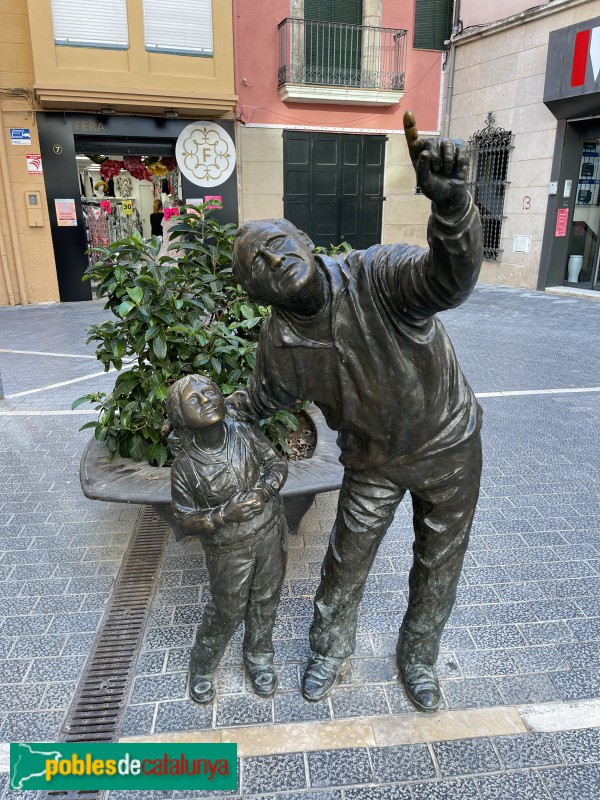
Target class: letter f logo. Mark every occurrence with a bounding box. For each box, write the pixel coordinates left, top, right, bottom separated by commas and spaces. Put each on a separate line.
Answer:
571, 26, 600, 87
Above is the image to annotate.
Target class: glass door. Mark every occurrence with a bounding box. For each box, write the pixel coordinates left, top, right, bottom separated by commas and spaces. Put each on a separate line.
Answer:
565, 138, 600, 287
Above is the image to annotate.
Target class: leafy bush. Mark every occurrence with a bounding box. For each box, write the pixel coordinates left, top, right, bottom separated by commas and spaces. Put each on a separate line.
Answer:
73, 203, 299, 466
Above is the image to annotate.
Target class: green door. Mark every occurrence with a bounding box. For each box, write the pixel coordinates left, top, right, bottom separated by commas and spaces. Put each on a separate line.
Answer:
304, 0, 363, 87
283, 130, 385, 250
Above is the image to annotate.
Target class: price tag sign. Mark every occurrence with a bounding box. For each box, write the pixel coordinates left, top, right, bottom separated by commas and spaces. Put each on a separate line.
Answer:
121, 199, 134, 216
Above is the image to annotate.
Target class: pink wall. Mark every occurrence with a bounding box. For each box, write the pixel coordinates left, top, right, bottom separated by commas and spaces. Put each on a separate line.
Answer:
233, 0, 442, 133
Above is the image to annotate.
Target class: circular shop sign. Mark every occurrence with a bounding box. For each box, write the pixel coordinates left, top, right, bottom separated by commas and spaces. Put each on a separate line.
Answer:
175, 121, 236, 188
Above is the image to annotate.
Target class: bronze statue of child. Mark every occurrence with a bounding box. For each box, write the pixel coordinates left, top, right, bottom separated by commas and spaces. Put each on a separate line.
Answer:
164, 374, 288, 704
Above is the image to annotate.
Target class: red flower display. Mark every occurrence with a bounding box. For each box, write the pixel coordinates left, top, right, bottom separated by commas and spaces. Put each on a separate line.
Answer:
99, 159, 123, 181
123, 156, 152, 182
161, 156, 177, 172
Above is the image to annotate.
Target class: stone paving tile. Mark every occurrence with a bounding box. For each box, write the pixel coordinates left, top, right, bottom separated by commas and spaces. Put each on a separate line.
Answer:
307, 747, 372, 788
410, 778, 480, 800
493, 732, 563, 769
130, 673, 188, 704
121, 703, 156, 737
494, 673, 561, 705
331, 685, 390, 718
0, 710, 66, 741
370, 743, 437, 783
154, 699, 212, 733
345, 788, 411, 800
274, 691, 332, 724
216, 694, 273, 727
549, 669, 600, 701
441, 676, 505, 709
539, 764, 600, 800
476, 771, 551, 799
40, 681, 77, 710
242, 753, 306, 794
554, 727, 600, 764
431, 737, 501, 777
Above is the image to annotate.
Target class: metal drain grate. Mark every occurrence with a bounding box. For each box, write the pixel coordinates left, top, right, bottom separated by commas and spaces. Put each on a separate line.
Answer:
60, 506, 168, 742
37, 506, 169, 800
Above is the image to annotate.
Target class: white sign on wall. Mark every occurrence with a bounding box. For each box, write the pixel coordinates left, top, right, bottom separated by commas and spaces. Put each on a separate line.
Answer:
176, 121, 236, 188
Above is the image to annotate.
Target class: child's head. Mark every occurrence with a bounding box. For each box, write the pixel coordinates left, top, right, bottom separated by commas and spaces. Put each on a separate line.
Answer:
153, 198, 163, 213
164, 375, 225, 438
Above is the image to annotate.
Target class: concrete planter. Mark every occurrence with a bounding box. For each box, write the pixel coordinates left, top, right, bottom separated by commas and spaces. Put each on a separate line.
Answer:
80, 406, 342, 535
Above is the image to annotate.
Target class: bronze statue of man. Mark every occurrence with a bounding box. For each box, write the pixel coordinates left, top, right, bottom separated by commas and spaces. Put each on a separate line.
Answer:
227, 111, 484, 712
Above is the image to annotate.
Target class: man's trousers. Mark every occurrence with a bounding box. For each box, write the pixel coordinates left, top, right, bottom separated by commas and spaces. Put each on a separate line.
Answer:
309, 430, 482, 667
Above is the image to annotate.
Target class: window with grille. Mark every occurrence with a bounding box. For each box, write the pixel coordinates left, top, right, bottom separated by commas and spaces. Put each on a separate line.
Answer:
467, 113, 513, 261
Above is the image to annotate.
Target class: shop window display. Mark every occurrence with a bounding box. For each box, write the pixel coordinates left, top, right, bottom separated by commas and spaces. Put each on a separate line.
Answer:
77, 154, 182, 267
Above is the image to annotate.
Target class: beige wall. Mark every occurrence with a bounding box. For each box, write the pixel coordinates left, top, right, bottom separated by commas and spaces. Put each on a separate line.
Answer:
383, 132, 430, 248
0, 0, 238, 306
237, 127, 284, 222
0, 0, 58, 305
449, 0, 599, 288
27, 0, 236, 116
460, 0, 550, 27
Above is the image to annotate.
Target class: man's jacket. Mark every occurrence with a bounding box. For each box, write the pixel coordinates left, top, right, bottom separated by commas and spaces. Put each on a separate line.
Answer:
231, 200, 484, 471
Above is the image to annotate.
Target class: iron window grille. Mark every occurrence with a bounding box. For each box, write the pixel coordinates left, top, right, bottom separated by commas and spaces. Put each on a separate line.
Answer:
278, 18, 407, 91
467, 112, 513, 261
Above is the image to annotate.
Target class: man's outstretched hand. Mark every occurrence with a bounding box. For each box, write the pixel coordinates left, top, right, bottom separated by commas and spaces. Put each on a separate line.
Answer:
404, 110, 469, 219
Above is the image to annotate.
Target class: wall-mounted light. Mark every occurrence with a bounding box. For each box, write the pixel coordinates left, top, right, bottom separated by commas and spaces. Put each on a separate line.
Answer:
100, 106, 116, 115
164, 109, 179, 119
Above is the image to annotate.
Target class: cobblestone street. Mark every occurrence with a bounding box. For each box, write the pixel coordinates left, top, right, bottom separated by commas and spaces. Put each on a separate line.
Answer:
0, 285, 599, 798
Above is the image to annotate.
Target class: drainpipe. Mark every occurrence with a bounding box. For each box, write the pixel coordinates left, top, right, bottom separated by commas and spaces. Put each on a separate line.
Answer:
0, 214, 16, 305
0, 108, 29, 304
442, 0, 462, 138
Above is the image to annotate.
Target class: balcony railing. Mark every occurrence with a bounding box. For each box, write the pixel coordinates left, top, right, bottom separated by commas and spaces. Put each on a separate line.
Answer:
278, 18, 406, 92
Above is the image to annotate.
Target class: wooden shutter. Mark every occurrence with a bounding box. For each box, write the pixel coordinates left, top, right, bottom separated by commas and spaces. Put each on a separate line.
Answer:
304, 0, 362, 23
413, 0, 453, 51
143, 0, 213, 55
51, 0, 128, 48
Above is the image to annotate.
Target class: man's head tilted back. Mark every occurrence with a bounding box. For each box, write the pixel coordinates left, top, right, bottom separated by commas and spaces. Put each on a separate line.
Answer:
232, 219, 321, 310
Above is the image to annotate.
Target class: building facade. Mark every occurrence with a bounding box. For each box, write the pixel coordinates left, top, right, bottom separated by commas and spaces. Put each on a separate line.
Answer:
234, 0, 444, 253
446, 0, 600, 293
0, 0, 237, 305
1, 1, 447, 306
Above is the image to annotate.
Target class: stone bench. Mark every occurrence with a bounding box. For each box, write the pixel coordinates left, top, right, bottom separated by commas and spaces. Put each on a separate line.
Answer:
80, 407, 343, 535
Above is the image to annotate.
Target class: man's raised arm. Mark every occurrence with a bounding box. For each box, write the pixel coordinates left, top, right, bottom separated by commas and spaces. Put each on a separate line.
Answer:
376, 111, 483, 322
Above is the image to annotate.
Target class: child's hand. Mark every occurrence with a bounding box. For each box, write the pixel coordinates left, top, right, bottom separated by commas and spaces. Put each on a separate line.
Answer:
221, 491, 264, 522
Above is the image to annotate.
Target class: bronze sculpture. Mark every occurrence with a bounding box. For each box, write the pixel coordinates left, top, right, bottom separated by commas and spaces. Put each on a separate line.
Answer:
165, 375, 288, 703
226, 111, 484, 712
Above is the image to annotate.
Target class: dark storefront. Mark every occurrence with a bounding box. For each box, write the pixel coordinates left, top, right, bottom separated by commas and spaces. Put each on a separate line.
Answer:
38, 114, 238, 302
539, 16, 600, 292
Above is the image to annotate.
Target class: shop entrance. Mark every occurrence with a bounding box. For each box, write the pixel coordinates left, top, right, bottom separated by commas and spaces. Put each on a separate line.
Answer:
38, 113, 239, 302
565, 132, 600, 289
74, 137, 182, 270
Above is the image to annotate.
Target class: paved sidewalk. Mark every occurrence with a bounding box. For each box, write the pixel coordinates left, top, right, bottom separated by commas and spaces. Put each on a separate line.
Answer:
0, 286, 599, 798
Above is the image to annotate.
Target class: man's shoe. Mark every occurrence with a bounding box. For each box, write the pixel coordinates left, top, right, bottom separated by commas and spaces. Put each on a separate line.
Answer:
189, 673, 215, 705
302, 655, 344, 702
399, 663, 441, 712
247, 664, 278, 698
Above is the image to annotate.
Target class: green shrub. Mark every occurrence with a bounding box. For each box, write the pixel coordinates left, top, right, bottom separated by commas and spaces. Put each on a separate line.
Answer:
73, 203, 299, 466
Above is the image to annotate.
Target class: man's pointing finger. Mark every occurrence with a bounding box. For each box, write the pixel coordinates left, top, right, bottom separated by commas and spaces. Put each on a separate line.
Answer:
403, 109, 424, 166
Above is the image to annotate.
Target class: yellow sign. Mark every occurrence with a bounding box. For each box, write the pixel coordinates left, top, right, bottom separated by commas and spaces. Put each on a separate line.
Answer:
121, 200, 133, 216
